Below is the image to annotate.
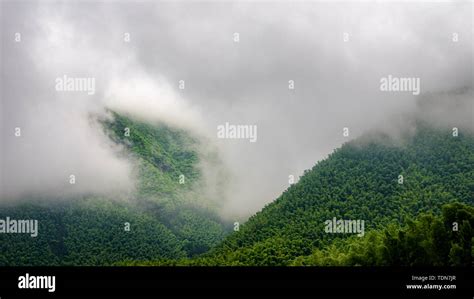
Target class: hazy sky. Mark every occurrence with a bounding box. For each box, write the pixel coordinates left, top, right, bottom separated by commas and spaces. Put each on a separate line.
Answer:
0, 1, 472, 218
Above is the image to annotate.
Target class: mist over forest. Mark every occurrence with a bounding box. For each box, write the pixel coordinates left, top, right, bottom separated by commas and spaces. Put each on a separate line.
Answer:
1, 1, 472, 220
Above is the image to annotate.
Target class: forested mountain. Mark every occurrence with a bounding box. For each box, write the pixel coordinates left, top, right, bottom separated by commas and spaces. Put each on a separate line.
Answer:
132, 123, 472, 266
0, 112, 230, 266
290, 202, 473, 266
189, 124, 473, 266
128, 202, 473, 266
1, 114, 472, 266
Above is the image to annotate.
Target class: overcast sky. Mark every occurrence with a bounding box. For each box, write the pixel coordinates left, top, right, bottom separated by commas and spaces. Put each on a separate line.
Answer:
0, 1, 472, 218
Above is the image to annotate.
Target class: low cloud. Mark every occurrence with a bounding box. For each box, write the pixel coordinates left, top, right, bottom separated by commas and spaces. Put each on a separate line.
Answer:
1, 1, 472, 219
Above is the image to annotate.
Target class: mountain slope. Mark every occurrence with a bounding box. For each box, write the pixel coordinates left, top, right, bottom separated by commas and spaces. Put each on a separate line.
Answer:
290, 202, 473, 266
0, 112, 229, 265
195, 124, 474, 265
103, 112, 230, 256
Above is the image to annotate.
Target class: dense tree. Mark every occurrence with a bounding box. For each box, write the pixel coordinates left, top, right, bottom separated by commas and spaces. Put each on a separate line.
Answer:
184, 125, 474, 266
1, 116, 472, 267
0, 112, 229, 265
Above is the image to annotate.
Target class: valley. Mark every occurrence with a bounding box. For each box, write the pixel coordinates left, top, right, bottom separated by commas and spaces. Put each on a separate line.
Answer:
0, 113, 472, 267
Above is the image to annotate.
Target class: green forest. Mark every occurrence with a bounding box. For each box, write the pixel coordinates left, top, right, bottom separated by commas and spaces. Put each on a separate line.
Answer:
0, 112, 229, 265
0, 112, 472, 266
